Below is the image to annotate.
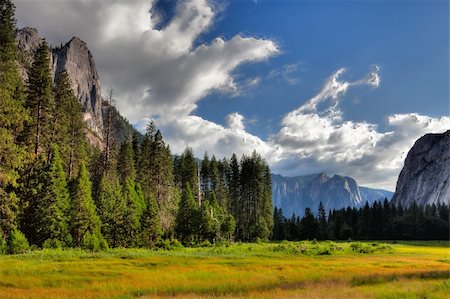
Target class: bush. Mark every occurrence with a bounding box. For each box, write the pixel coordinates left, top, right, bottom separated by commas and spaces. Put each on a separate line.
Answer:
0, 231, 7, 254
43, 238, 63, 249
82, 231, 108, 252
156, 239, 184, 250
8, 230, 30, 254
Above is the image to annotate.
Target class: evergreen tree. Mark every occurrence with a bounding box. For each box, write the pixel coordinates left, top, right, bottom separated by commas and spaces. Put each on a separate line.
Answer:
175, 184, 198, 243
117, 139, 136, 184
317, 202, 328, 240
0, 0, 28, 240
299, 208, 318, 240
35, 145, 71, 246
70, 162, 106, 249
139, 126, 176, 233
97, 171, 125, 247
24, 41, 54, 155
228, 153, 240, 217
52, 70, 86, 179
122, 178, 146, 246
140, 192, 161, 247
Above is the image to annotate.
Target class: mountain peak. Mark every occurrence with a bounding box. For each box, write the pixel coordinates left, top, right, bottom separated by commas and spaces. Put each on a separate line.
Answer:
67, 36, 88, 48
272, 173, 393, 217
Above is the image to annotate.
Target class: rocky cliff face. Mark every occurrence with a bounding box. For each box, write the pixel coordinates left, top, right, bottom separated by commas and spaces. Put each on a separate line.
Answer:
15, 28, 105, 142
14, 27, 43, 81
392, 130, 450, 207
272, 173, 393, 217
52, 37, 104, 139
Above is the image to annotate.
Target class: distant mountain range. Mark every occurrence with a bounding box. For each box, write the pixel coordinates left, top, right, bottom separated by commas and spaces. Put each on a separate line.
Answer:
272, 173, 393, 217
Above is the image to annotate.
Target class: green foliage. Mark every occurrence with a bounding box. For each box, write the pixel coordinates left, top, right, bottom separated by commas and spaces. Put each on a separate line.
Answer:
82, 231, 108, 252
43, 238, 63, 249
7, 229, 29, 254
0, 0, 28, 240
0, 229, 7, 254
52, 70, 86, 179
139, 128, 176, 233
156, 238, 183, 250
70, 162, 105, 248
97, 171, 125, 247
24, 41, 54, 155
175, 184, 198, 243
35, 145, 71, 246
139, 192, 161, 247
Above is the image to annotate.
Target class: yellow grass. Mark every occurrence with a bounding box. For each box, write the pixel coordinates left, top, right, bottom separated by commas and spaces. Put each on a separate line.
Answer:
0, 242, 448, 298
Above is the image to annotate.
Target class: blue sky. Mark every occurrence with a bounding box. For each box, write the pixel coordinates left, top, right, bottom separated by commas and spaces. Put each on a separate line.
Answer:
195, 0, 449, 138
15, 0, 450, 190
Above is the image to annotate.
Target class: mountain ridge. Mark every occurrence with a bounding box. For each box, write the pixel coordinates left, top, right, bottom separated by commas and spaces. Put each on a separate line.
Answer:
272, 173, 393, 217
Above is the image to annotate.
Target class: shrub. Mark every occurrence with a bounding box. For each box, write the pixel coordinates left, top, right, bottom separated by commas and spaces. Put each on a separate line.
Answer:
156, 239, 184, 250
8, 230, 30, 254
0, 231, 7, 254
43, 238, 63, 249
82, 232, 108, 252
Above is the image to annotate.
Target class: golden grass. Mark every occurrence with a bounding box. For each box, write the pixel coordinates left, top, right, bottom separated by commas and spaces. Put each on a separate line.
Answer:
0, 242, 448, 298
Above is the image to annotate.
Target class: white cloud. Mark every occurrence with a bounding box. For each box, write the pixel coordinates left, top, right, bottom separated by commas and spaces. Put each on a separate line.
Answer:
15, 1, 449, 190
226, 112, 245, 131
15, 0, 279, 122
269, 68, 449, 190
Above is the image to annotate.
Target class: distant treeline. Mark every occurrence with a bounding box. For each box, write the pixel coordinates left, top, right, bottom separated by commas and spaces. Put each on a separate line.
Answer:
273, 200, 450, 241
0, 0, 273, 253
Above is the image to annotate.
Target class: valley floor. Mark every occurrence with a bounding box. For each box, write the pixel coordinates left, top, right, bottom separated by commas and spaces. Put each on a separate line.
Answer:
0, 241, 448, 298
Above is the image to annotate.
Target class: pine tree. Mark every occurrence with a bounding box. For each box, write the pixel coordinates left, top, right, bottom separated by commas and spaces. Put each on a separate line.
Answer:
122, 178, 145, 246
52, 70, 86, 179
228, 153, 240, 217
0, 0, 17, 62
24, 40, 54, 155
200, 152, 210, 195
117, 139, 136, 184
175, 184, 198, 243
140, 192, 161, 247
97, 171, 125, 247
35, 145, 71, 246
0, 0, 28, 240
139, 125, 176, 233
70, 162, 106, 249
317, 202, 328, 240
299, 208, 318, 240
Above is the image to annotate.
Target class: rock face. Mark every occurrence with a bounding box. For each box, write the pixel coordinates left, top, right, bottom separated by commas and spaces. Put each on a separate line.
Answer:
52, 37, 104, 139
14, 27, 43, 81
15, 28, 104, 141
392, 130, 450, 207
272, 173, 393, 217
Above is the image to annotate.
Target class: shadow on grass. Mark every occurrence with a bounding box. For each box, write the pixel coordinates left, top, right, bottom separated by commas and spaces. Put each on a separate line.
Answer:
351, 270, 450, 286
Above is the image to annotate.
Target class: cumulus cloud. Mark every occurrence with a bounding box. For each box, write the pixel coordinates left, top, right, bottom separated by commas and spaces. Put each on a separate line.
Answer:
15, 0, 279, 122
269, 68, 449, 190
15, 1, 449, 190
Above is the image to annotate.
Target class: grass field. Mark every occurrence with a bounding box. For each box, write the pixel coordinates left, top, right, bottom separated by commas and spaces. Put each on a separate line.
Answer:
0, 241, 449, 298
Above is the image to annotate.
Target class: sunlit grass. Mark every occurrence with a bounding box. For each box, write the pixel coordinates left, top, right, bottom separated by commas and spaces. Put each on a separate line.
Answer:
0, 241, 448, 298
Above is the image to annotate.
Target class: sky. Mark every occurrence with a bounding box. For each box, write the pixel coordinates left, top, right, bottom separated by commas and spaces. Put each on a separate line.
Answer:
15, 0, 450, 191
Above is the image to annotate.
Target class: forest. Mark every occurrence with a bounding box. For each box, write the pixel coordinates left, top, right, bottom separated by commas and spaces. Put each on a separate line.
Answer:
0, 0, 448, 256
0, 0, 274, 253
273, 201, 450, 241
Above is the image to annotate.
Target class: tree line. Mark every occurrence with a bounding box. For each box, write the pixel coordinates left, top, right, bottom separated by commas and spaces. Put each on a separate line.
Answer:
0, 0, 273, 253
272, 200, 450, 241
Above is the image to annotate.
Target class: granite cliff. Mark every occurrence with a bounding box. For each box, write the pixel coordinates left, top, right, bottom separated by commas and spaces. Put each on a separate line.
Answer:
392, 130, 450, 207
14, 27, 138, 146
272, 173, 393, 217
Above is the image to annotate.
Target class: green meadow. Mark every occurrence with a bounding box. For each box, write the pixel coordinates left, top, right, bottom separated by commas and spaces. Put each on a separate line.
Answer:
0, 241, 449, 298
